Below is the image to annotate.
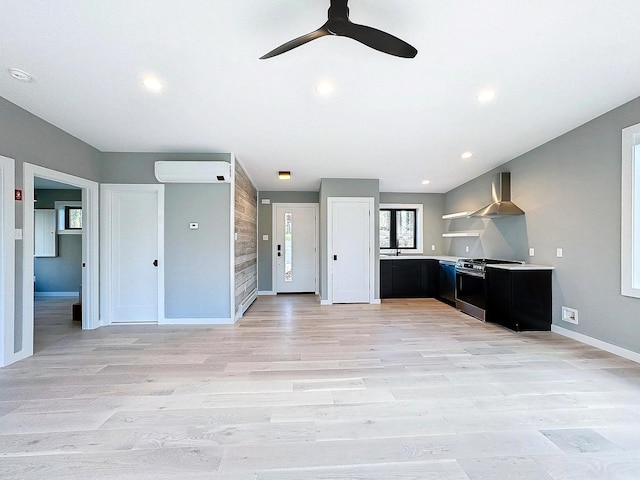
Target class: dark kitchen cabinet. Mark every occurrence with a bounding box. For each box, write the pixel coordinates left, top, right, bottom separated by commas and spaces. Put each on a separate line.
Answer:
380, 260, 393, 298
437, 261, 456, 305
486, 268, 552, 331
380, 259, 438, 298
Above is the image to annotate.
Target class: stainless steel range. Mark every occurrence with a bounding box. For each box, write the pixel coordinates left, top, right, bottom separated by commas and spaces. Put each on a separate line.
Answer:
455, 258, 522, 321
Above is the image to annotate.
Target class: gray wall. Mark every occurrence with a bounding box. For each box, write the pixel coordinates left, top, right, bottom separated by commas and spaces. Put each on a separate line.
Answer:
319, 178, 380, 301
0, 97, 102, 353
101, 153, 233, 320
164, 184, 230, 318
379, 192, 446, 254
34, 189, 82, 293
257, 191, 320, 292
445, 96, 640, 354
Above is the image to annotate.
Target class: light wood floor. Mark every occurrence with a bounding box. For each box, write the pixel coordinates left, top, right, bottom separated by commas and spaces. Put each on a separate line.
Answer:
1, 295, 640, 479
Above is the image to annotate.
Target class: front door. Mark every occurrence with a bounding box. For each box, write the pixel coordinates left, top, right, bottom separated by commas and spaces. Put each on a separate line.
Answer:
101, 184, 164, 324
274, 204, 318, 293
328, 197, 374, 303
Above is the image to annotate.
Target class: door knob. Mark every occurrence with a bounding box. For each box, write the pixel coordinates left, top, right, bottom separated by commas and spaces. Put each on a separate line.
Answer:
153, 259, 158, 267
333, 255, 338, 261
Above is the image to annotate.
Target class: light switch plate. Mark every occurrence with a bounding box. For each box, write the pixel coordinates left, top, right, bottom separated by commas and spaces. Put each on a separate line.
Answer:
262, 235, 269, 241
15, 228, 23, 240
529, 247, 535, 256
261, 199, 271, 204
556, 248, 563, 257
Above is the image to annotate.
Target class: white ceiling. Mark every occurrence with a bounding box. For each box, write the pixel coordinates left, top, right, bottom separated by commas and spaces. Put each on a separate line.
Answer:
1, 0, 640, 192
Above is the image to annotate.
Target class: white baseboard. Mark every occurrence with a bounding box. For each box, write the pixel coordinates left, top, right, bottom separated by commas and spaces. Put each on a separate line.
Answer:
159, 317, 235, 325
552, 325, 640, 364
258, 290, 276, 296
321, 298, 380, 305
34, 292, 78, 297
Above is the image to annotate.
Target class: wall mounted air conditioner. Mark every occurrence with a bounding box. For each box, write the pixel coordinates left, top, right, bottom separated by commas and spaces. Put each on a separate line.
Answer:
154, 161, 232, 183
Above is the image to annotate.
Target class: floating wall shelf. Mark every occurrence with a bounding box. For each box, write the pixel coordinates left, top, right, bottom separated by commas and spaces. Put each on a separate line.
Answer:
442, 232, 480, 238
442, 211, 471, 220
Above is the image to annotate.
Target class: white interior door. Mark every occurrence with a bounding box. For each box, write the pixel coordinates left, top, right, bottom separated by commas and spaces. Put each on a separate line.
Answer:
328, 197, 374, 303
274, 204, 318, 293
101, 184, 164, 324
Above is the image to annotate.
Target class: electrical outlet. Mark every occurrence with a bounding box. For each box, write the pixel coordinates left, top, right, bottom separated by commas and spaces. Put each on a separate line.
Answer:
529, 247, 535, 257
465, 246, 470, 253
561, 306, 579, 325
431, 245, 436, 251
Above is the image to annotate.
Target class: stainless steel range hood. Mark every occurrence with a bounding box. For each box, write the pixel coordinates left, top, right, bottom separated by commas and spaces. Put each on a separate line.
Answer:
471, 172, 524, 218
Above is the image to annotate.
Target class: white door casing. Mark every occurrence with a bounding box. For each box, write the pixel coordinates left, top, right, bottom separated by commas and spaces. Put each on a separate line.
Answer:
100, 184, 164, 324
327, 197, 375, 304
273, 203, 319, 294
21, 164, 99, 363
0, 155, 15, 367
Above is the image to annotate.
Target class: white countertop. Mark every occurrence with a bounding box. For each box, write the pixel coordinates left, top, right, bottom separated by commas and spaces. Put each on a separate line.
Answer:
486, 263, 554, 271
379, 255, 461, 262
378, 256, 554, 270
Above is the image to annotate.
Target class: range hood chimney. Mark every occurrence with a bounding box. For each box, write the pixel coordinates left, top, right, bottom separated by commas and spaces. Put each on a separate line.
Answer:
471, 172, 524, 218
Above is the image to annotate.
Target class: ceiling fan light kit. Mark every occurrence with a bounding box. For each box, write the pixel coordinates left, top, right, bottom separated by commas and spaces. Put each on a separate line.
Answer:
261, 0, 417, 60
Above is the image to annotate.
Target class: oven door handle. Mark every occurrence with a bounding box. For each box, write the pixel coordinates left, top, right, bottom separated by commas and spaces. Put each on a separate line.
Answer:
456, 270, 485, 278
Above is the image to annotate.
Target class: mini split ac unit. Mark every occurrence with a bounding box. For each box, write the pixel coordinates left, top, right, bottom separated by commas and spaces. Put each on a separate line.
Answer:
154, 161, 231, 183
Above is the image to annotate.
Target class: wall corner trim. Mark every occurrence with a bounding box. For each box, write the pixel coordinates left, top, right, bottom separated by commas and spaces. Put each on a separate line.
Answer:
551, 325, 640, 364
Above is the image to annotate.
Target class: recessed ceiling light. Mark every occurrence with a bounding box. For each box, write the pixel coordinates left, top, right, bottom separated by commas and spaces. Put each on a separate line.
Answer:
421, 179, 431, 185
476, 89, 496, 104
278, 171, 291, 180
461, 151, 473, 159
142, 76, 163, 93
315, 80, 334, 96
8, 68, 32, 82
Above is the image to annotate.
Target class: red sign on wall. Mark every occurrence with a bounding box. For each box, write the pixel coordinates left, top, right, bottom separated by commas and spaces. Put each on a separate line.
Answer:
15, 189, 22, 201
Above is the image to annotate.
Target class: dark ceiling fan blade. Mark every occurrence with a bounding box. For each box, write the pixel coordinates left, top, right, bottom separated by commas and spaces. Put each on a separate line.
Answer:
260, 27, 330, 59
341, 22, 417, 58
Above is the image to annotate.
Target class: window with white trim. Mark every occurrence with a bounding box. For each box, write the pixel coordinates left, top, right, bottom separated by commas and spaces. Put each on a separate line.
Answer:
55, 201, 82, 235
621, 122, 640, 298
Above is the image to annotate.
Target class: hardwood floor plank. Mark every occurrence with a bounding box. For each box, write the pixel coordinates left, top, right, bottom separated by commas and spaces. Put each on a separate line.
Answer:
1, 295, 638, 479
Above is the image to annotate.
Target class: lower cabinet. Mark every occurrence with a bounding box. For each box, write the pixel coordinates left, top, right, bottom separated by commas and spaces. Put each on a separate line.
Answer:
486, 268, 552, 331
380, 259, 438, 298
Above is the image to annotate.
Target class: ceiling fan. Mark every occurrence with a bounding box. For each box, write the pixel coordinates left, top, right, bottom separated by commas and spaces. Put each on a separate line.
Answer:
260, 0, 418, 59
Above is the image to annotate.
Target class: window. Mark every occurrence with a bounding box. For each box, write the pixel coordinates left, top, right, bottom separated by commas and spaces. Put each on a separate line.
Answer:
65, 206, 82, 230
621, 122, 640, 298
55, 201, 82, 234
379, 203, 423, 253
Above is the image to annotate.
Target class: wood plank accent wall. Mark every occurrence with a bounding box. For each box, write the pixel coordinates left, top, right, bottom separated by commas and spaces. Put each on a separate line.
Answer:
234, 160, 257, 310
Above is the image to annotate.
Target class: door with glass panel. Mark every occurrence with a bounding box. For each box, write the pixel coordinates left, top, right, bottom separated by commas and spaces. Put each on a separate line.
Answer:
274, 204, 318, 293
